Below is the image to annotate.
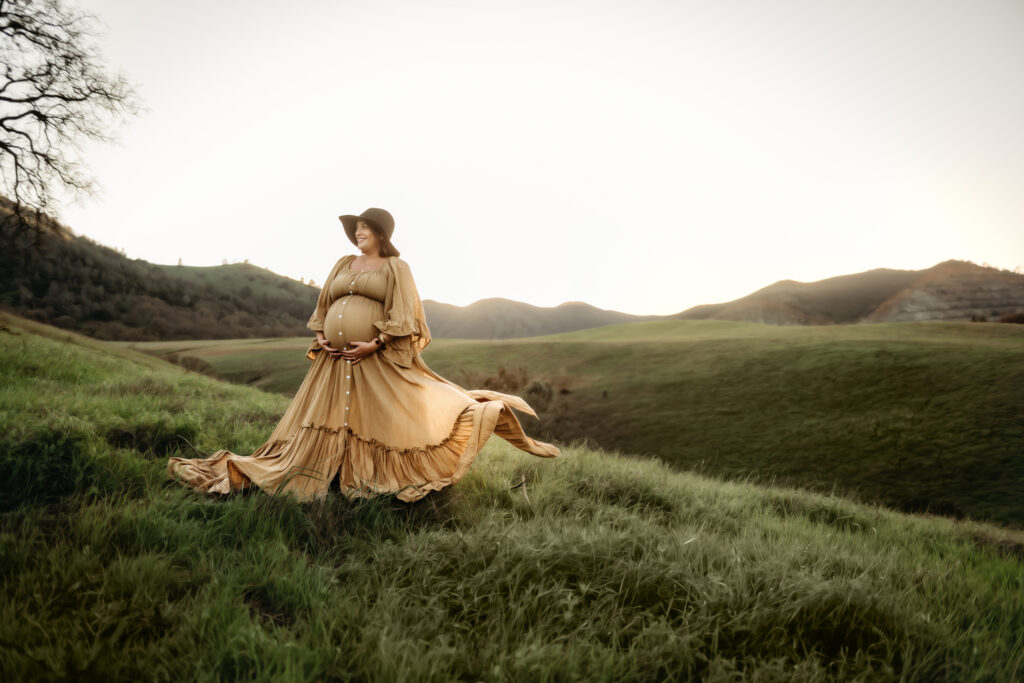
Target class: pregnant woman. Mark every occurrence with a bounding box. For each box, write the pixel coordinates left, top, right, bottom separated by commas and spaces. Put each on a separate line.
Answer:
168, 208, 559, 502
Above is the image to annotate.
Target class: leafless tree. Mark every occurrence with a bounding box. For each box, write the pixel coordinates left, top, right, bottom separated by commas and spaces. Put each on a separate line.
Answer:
1, 0, 139, 237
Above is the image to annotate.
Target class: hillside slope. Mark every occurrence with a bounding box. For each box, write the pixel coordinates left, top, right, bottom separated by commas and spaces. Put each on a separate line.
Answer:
423, 297, 661, 339
2, 313, 1022, 680
1, 214, 317, 340
679, 261, 1024, 324
868, 260, 1024, 322
6, 198, 1022, 337
423, 321, 1024, 526
127, 319, 1024, 527
1, 208, 661, 340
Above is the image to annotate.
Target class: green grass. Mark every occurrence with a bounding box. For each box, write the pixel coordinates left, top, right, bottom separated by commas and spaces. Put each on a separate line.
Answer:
2, 315, 1024, 680
119, 337, 314, 395
126, 320, 1024, 527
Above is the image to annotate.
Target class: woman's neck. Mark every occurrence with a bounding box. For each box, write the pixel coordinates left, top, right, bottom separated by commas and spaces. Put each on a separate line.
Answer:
354, 251, 384, 268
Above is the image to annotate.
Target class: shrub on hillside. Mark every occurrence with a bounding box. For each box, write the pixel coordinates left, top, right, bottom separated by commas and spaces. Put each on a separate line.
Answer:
523, 379, 553, 411
0, 425, 154, 510
0, 428, 95, 509
104, 414, 201, 457
483, 365, 528, 393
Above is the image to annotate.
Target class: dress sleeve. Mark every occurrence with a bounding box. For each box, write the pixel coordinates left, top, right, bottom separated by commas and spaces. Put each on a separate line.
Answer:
374, 257, 432, 368
305, 256, 350, 360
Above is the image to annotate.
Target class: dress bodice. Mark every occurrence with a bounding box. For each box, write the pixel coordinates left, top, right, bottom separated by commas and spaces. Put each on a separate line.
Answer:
306, 254, 431, 369
328, 259, 390, 304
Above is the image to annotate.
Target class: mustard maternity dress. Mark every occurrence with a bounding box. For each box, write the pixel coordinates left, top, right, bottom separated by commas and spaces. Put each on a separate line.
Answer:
167, 255, 559, 502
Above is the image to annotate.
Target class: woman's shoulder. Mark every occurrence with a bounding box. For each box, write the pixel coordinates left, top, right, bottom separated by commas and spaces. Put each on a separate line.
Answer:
386, 256, 412, 272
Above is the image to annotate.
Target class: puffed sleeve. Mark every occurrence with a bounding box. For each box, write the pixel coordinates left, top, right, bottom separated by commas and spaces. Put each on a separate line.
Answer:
305, 256, 350, 360
374, 257, 432, 368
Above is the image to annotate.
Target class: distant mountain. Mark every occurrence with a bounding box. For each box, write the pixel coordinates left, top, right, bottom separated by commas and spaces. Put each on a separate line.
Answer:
422, 298, 661, 339
677, 261, 1024, 325
0, 204, 658, 340
4, 200, 1021, 340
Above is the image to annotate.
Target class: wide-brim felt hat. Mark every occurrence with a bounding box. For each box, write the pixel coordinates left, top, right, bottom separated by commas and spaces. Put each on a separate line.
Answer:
338, 208, 395, 247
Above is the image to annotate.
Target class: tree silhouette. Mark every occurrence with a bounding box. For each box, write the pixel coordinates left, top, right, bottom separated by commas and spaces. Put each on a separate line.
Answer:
0, 0, 139, 236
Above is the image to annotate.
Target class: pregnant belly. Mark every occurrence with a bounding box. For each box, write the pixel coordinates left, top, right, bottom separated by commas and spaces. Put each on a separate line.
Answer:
323, 295, 383, 347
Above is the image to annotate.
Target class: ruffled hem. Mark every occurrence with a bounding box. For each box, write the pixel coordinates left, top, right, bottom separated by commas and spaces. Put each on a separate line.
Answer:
339, 408, 477, 502
167, 423, 344, 500
340, 393, 558, 502
167, 397, 558, 503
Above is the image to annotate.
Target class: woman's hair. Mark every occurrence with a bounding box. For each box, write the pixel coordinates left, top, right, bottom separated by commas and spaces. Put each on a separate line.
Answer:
369, 222, 401, 258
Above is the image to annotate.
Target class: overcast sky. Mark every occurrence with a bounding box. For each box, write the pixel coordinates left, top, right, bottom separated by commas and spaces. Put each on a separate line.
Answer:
58, 0, 1024, 315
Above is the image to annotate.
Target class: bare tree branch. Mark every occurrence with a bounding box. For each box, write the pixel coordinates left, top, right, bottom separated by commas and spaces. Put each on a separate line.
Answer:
0, 0, 139, 239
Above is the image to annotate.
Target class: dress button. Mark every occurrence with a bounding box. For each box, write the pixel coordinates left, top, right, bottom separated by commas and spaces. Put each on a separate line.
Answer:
346, 391, 350, 394
337, 314, 342, 318
345, 406, 349, 410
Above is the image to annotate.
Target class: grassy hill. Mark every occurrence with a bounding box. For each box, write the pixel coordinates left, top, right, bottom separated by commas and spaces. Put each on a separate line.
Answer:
126, 320, 1024, 528
154, 261, 317, 306
423, 297, 662, 339
1, 211, 318, 340
2, 313, 1023, 680
678, 260, 1024, 325
7, 199, 1022, 340
867, 260, 1024, 323
678, 268, 922, 324
2, 205, 662, 341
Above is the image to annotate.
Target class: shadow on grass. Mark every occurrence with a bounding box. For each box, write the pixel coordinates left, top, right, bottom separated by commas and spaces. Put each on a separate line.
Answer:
200, 482, 465, 561
104, 415, 201, 457
0, 427, 151, 511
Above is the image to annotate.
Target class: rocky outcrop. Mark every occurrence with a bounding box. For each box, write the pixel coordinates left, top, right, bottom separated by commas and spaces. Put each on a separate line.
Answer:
867, 261, 1024, 322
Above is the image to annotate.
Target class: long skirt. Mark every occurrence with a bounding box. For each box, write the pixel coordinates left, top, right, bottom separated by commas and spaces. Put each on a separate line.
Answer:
167, 350, 559, 502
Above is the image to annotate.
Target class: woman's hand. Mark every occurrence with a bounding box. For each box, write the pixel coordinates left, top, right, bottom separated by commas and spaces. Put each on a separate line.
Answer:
340, 340, 381, 365
316, 332, 343, 358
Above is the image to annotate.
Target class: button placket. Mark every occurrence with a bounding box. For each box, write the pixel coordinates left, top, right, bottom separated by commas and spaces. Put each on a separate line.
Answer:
342, 362, 351, 429
338, 270, 360, 430
344, 370, 351, 428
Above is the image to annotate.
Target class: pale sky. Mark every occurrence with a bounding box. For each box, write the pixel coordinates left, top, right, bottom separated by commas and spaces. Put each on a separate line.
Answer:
55, 0, 1024, 315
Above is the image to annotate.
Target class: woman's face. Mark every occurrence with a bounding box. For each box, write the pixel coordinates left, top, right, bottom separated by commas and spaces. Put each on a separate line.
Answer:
354, 220, 382, 255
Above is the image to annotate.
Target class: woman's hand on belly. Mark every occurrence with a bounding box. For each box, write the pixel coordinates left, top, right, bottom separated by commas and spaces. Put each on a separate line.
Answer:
316, 331, 344, 358
340, 340, 380, 365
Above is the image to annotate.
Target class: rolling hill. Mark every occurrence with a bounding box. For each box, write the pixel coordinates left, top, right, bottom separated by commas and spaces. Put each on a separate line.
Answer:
422, 297, 661, 339
2, 311, 1023, 680
0, 207, 659, 340
0, 208, 317, 340
867, 260, 1024, 322
4, 201, 1022, 340
678, 260, 1024, 324
124, 318, 1024, 528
